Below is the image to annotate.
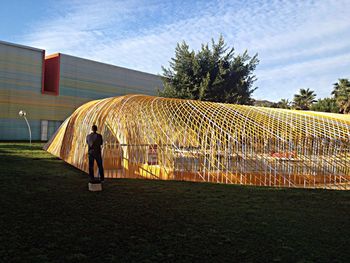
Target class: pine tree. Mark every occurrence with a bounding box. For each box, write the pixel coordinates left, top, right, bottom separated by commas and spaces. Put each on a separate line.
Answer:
310, 98, 339, 113
159, 35, 259, 104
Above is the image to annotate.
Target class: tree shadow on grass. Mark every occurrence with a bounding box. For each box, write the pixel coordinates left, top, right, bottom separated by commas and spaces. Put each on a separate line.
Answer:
1, 143, 350, 263
0, 143, 42, 151
0, 143, 86, 180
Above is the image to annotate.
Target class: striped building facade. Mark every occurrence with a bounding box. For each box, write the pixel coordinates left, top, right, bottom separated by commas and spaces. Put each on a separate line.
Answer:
0, 40, 162, 140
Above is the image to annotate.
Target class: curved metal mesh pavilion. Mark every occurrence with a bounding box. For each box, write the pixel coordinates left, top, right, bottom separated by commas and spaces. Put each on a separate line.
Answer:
45, 94, 350, 190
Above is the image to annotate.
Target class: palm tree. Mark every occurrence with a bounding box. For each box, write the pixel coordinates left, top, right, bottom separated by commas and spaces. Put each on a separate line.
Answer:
332, 78, 350, 114
293, 88, 317, 110
277, 99, 291, 109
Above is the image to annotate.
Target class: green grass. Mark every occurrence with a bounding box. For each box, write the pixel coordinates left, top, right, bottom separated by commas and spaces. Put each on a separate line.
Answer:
0, 142, 349, 263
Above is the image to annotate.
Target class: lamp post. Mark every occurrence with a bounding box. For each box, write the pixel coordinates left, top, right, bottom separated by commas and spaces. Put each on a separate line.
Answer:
19, 110, 31, 145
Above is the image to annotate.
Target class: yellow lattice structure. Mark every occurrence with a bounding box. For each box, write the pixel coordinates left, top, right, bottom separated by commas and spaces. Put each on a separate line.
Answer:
45, 95, 350, 190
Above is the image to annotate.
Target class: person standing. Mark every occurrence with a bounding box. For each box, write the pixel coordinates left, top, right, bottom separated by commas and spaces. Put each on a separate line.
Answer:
86, 125, 104, 182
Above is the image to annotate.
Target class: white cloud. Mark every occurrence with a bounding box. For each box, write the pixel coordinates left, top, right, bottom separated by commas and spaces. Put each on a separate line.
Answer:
21, 0, 350, 101
258, 52, 350, 81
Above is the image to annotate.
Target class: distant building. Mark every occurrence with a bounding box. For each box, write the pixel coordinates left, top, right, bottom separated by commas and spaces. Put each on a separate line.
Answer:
0, 40, 162, 140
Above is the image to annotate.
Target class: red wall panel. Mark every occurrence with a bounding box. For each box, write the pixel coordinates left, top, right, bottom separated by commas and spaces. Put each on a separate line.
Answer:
43, 53, 60, 95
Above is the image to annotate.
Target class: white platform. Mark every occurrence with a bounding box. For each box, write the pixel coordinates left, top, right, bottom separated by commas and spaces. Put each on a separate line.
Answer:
88, 182, 102, 192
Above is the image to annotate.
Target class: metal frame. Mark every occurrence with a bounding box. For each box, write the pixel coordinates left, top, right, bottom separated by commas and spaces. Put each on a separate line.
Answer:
45, 95, 350, 190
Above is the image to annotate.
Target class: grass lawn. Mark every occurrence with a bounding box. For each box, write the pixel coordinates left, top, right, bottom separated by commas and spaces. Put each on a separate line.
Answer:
0, 142, 349, 263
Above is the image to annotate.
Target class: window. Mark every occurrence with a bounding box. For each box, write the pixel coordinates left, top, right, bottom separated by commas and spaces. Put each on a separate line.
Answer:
41, 120, 63, 141
41, 120, 48, 141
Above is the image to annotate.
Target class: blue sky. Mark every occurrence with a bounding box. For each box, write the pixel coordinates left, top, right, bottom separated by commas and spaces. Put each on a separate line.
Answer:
1, 0, 350, 102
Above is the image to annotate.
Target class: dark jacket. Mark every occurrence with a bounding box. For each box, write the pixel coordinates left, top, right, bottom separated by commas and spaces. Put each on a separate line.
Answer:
86, 132, 103, 156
